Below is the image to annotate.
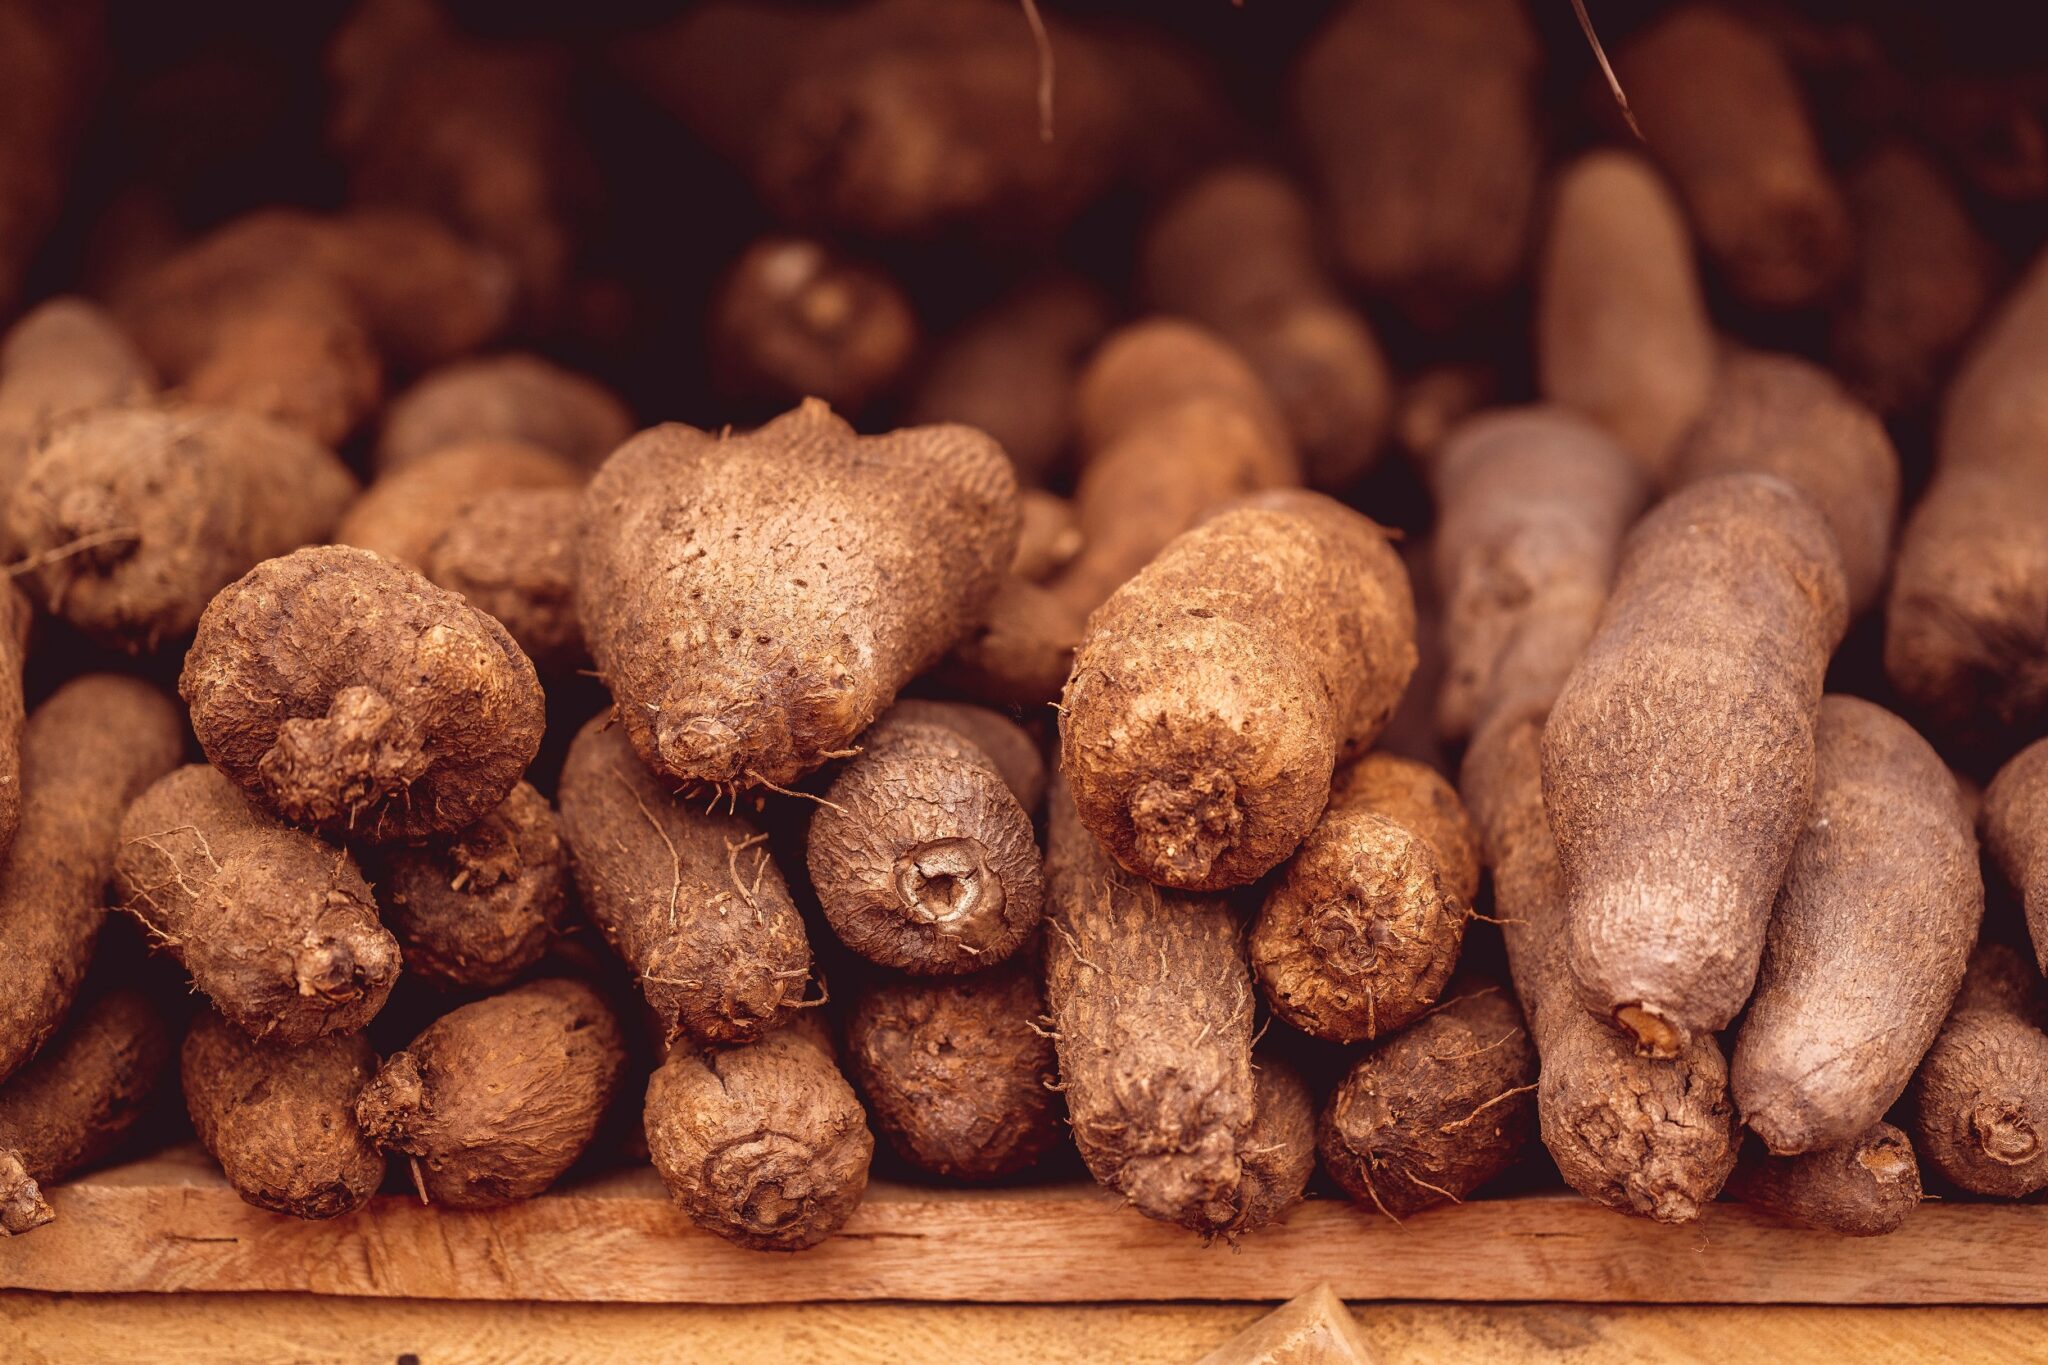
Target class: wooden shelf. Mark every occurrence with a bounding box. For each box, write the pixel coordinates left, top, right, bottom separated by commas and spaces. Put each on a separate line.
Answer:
2, 1146, 2042, 1305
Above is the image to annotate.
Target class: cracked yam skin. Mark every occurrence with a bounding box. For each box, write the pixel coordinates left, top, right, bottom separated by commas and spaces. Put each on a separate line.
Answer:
0, 675, 184, 1087
1911, 943, 2048, 1198
645, 1024, 872, 1251
1987, 738, 2048, 973
1061, 489, 1416, 891
1463, 711, 1737, 1223
577, 399, 1018, 793
181, 1009, 384, 1220
555, 717, 810, 1047
1727, 1123, 1921, 1236
356, 978, 626, 1209
116, 764, 399, 1046
181, 544, 547, 845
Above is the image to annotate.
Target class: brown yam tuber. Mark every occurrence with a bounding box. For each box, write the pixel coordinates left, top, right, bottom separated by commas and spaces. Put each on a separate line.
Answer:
0, 586, 29, 855
181, 545, 547, 844
1987, 739, 2048, 974
1910, 943, 2048, 1198
356, 977, 626, 1208
0, 675, 184, 1086
1012, 490, 1083, 584
808, 709, 1043, 974
1251, 754, 1479, 1043
1397, 364, 1497, 466
1061, 489, 1416, 891
555, 717, 811, 1047
0, 297, 154, 492
1544, 474, 1848, 1055
709, 236, 918, 415
1727, 1124, 1921, 1237
376, 352, 633, 475
645, 1023, 872, 1251
885, 698, 1045, 813
933, 575, 1084, 710
181, 1009, 383, 1220
1237, 1055, 1316, 1232
116, 764, 399, 1046
577, 399, 1018, 792
424, 487, 586, 675
336, 439, 580, 570
1733, 697, 1982, 1155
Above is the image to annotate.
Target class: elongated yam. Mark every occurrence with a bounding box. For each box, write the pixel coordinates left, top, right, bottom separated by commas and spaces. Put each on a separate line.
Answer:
376, 352, 633, 474
337, 440, 581, 570
1911, 943, 2048, 1198
424, 487, 585, 675
1727, 1124, 1921, 1237
710, 236, 918, 415
1987, 739, 2048, 975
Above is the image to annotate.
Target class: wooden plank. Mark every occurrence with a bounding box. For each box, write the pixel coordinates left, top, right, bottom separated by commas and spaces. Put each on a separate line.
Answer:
2, 1149, 2046, 1304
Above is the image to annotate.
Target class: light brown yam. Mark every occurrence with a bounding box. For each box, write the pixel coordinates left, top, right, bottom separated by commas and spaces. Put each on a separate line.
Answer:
1011, 490, 1083, 583
375, 352, 633, 475
934, 575, 1085, 710
0, 297, 155, 493
885, 699, 1045, 813
336, 439, 581, 570
424, 486, 586, 675
1726, 1124, 1921, 1237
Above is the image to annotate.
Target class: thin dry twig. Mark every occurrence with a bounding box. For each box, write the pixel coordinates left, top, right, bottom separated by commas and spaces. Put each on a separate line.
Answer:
1018, 0, 1055, 143
1572, 0, 1642, 141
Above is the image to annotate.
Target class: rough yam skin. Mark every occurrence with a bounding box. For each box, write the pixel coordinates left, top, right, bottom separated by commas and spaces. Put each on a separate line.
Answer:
8, 405, 359, 650
181, 545, 547, 845
1290, 0, 1542, 328
1252, 754, 1479, 1043
934, 575, 1084, 710
1618, 5, 1852, 310
1733, 697, 1982, 1156
1727, 1124, 1921, 1237
885, 699, 1045, 813
116, 764, 399, 1046
1043, 780, 1260, 1235
1061, 490, 1417, 891
578, 399, 1018, 792
363, 782, 567, 992
0, 676, 184, 1086
1141, 165, 1392, 492
376, 352, 633, 474
0, 586, 29, 856
1537, 150, 1714, 484
336, 439, 582, 571
0, 990, 169, 1237
644, 1026, 873, 1251
1430, 408, 1647, 744
1887, 247, 2048, 753
1463, 712, 1737, 1224
181, 1009, 383, 1220
1674, 353, 1902, 618
844, 959, 1060, 1181
1317, 985, 1538, 1220
1236, 1056, 1316, 1233
1987, 739, 2048, 974
1544, 474, 1849, 1055
809, 715, 1043, 975
555, 717, 811, 1047
1912, 943, 2048, 1198
425, 487, 587, 674
710, 236, 918, 414
355, 978, 626, 1209
0, 296, 155, 494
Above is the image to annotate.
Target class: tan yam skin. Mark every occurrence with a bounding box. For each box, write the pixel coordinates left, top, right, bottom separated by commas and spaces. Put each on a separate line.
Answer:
1617, 5, 1852, 310
710, 236, 917, 415
0, 586, 29, 856
1987, 739, 2048, 975
1537, 150, 1714, 484
1674, 352, 1902, 618
376, 353, 633, 475
336, 439, 581, 570
116, 765, 399, 1046
933, 574, 1084, 710
0, 297, 155, 494
1043, 778, 1260, 1236
1429, 407, 1648, 745
1011, 490, 1082, 583
424, 487, 587, 675
1733, 697, 1982, 1156
1911, 943, 2048, 1198
1236, 1054, 1316, 1233
1061, 489, 1416, 891
884, 699, 1045, 813
1251, 754, 1479, 1043
1544, 474, 1848, 1057
1726, 1123, 1921, 1237
577, 399, 1019, 793
0, 676, 184, 1087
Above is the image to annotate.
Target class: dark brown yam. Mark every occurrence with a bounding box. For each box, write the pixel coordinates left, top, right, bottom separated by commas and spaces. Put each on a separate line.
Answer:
424, 487, 587, 674
1727, 1124, 1921, 1237
375, 352, 634, 475
933, 575, 1084, 710
710, 236, 917, 414
1986, 739, 2048, 975
0, 586, 29, 856
1911, 943, 2048, 1198
1237, 1055, 1316, 1233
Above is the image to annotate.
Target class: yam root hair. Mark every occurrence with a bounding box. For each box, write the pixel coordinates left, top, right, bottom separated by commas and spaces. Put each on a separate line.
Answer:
8, 405, 359, 651
809, 709, 1043, 975
361, 781, 567, 992
884, 698, 1045, 813
1043, 778, 1260, 1236
1911, 942, 2048, 1198
1726, 1124, 1922, 1237
1617, 4, 1852, 310
1536, 150, 1715, 484
554, 716, 811, 1047
1317, 982, 1538, 1221
577, 399, 1018, 793
1061, 489, 1416, 891
116, 764, 400, 1046
709, 235, 918, 415
933, 574, 1085, 711
645, 1023, 872, 1251
1141, 164, 1392, 492
1050, 319, 1299, 618
181, 544, 547, 844
0, 296, 155, 493
1289, 0, 1542, 328
1463, 710, 1738, 1224
1544, 473, 1848, 1055
0, 675, 184, 1086
1674, 352, 1902, 618
336, 439, 581, 570
356, 977, 626, 1209
0, 988, 170, 1237
1733, 696, 1982, 1156
1252, 753, 1480, 1043
181, 1008, 384, 1220
1987, 738, 2048, 974
376, 352, 633, 475
1236, 1054, 1316, 1233
844, 957, 1061, 1182
1429, 407, 1647, 745
424, 486, 586, 676
1886, 246, 2048, 753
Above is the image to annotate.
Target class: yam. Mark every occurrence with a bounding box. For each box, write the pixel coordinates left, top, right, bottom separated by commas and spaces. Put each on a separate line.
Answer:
336, 439, 580, 570
1987, 739, 2048, 975
709, 236, 918, 415
1910, 942, 2048, 1198
376, 352, 632, 475
0, 297, 154, 493
1726, 1124, 1921, 1237
424, 487, 586, 675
